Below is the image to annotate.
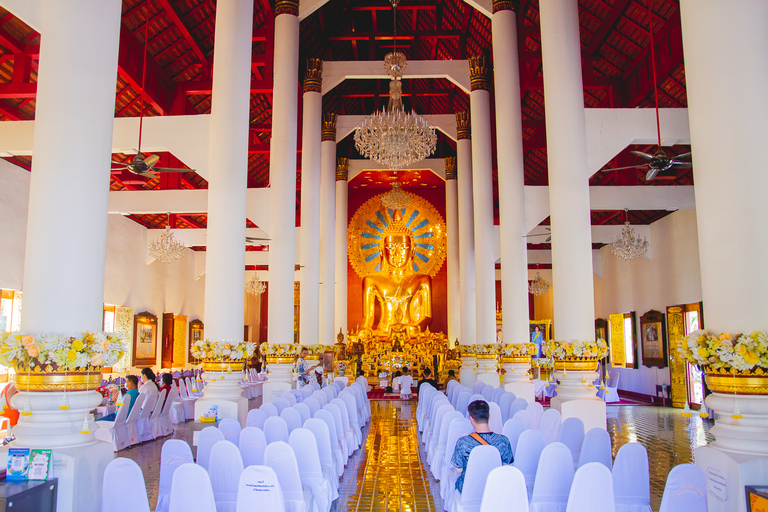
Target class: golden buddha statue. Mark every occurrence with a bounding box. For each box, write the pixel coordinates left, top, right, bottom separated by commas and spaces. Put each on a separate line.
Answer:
361, 210, 433, 338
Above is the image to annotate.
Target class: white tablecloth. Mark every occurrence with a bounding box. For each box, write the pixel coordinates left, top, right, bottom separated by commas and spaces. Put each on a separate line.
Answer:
95, 404, 116, 418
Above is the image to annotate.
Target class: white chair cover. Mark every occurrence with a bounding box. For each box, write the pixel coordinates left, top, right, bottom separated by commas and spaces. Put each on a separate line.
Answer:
246, 408, 268, 429
264, 441, 313, 512
446, 380, 459, 401
312, 391, 328, 407
491, 387, 505, 404
315, 409, 345, 477
512, 410, 532, 429
197, 426, 225, 471
304, 397, 321, 417
264, 416, 290, 444
160, 387, 178, 436
303, 418, 340, 501
472, 381, 485, 394
510, 397, 528, 418
455, 391, 472, 418
418, 391, 440, 434
101, 457, 150, 512
290, 428, 333, 512
323, 387, 336, 404
451, 444, 502, 512
309, 382, 321, 391
239, 426, 267, 467
565, 462, 615, 512
440, 418, 473, 503
613, 442, 652, 512
417, 386, 437, 430
289, 389, 304, 403
481, 384, 494, 401
294, 403, 312, 426
658, 463, 707, 512
219, 418, 242, 445
502, 418, 526, 457
156, 439, 194, 512
526, 402, 544, 429
488, 402, 503, 434
147, 388, 167, 440
530, 442, 575, 512
126, 393, 146, 446
348, 384, 367, 423
96, 393, 132, 452
177, 382, 198, 421
260, 402, 279, 417
512, 429, 545, 500
281, 407, 303, 433
431, 411, 463, 480
558, 417, 585, 469
168, 463, 217, 512
330, 398, 358, 454
498, 392, 516, 423
209, 440, 245, 512
599, 371, 620, 403
274, 396, 291, 414
339, 394, 362, 446
324, 403, 349, 461
424, 398, 450, 444
538, 409, 561, 445
578, 428, 612, 470
427, 404, 455, 464
479, 466, 528, 512
236, 465, 286, 512
300, 386, 314, 399
283, 391, 297, 405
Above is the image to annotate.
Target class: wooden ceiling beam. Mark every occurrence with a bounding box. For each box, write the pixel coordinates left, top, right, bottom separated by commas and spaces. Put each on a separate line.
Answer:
157, 0, 210, 73
585, 0, 632, 57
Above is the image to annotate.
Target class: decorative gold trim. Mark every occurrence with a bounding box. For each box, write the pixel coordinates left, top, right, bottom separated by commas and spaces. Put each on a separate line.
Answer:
501, 356, 531, 364
15, 372, 103, 392
444, 157, 457, 180
705, 366, 766, 377
336, 157, 349, 181
303, 58, 323, 93
321, 113, 337, 142
705, 372, 768, 395
266, 356, 295, 364
456, 111, 471, 139
201, 360, 246, 372
492, 0, 517, 13
476, 355, 498, 360
469, 55, 489, 91
275, 0, 299, 17
554, 358, 598, 372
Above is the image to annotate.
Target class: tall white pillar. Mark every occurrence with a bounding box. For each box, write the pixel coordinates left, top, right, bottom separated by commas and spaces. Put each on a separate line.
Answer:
319, 114, 337, 345
492, 1, 529, 347
468, 56, 497, 346
334, 158, 349, 338
456, 113, 477, 387
539, 1, 596, 342
268, 0, 300, 349
444, 157, 460, 346
299, 59, 323, 347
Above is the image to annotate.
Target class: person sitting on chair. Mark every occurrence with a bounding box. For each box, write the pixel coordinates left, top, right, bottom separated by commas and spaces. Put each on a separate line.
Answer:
450, 400, 513, 493
97, 375, 140, 422
443, 369, 457, 389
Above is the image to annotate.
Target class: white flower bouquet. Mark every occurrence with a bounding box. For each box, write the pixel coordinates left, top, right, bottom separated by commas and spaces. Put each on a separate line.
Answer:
0, 331, 125, 371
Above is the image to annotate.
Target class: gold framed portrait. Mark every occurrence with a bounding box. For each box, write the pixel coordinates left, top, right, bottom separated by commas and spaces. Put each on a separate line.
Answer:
133, 311, 158, 367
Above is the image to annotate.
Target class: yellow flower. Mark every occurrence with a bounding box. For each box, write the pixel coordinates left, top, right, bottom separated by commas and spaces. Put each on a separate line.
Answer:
697, 347, 708, 359
72, 339, 84, 351
744, 351, 759, 366
21, 335, 35, 347
736, 344, 747, 355
67, 349, 77, 361
719, 333, 732, 342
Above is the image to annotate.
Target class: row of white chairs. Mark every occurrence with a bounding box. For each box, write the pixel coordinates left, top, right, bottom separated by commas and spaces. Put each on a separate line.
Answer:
95, 388, 176, 451
240, 369, 266, 400
175, 376, 204, 422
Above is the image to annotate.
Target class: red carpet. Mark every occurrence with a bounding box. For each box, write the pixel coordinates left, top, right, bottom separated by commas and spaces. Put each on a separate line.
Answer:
367, 389, 416, 401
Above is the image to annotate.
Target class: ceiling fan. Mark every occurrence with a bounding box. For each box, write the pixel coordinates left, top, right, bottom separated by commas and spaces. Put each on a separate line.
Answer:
245, 236, 271, 245
524, 227, 551, 243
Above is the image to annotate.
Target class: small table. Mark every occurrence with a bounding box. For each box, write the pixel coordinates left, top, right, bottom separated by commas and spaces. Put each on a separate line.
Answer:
0, 478, 58, 511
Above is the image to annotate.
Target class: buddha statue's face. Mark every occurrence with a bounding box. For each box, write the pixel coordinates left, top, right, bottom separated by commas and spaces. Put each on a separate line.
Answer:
383, 235, 412, 269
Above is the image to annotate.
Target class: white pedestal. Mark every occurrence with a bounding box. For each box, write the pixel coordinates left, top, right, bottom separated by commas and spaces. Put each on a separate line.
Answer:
460, 356, 477, 388
476, 357, 500, 387
194, 371, 248, 426
502, 362, 535, 403
705, 392, 768, 457
263, 361, 295, 403
549, 370, 600, 410
695, 446, 768, 512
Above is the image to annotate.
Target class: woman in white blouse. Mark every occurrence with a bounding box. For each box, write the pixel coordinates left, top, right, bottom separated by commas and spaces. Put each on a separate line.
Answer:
139, 368, 159, 396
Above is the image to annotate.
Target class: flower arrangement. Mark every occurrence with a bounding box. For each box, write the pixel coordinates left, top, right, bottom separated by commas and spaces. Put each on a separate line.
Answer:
475, 344, 500, 356
304, 346, 326, 357
191, 339, 256, 361
0, 331, 125, 371
336, 361, 348, 372
543, 339, 609, 360
261, 343, 300, 357
500, 343, 539, 357
458, 345, 477, 356
680, 330, 768, 372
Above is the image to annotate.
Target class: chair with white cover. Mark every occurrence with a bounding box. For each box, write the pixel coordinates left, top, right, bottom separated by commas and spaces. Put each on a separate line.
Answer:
312, 391, 328, 407
197, 426, 225, 470
236, 465, 286, 512
96, 394, 132, 452
290, 428, 333, 512
140, 390, 163, 442
284, 391, 298, 406
613, 442, 652, 512
502, 418, 526, 458
246, 408, 268, 429
578, 428, 612, 470
274, 396, 291, 414
324, 403, 349, 461
530, 442, 575, 512
339, 394, 362, 446
187, 376, 204, 397
282, 407, 303, 433
294, 402, 312, 426
526, 402, 544, 429
264, 441, 313, 512
209, 440, 245, 512
156, 440, 195, 512
315, 409, 345, 477
481, 384, 495, 401
455, 391, 472, 419
598, 370, 620, 403
239, 426, 267, 466
417, 385, 437, 430
126, 393, 146, 447
323, 387, 336, 404
301, 386, 314, 399
440, 418, 473, 503
304, 397, 321, 417
289, 388, 304, 403
450, 444, 502, 512
177, 381, 197, 420
538, 409, 561, 445
160, 387, 178, 436
510, 397, 528, 419
658, 463, 707, 512
473, 381, 485, 394
479, 466, 528, 512
418, 390, 440, 434
488, 402, 503, 434
309, 382, 321, 391
218, 418, 242, 445
558, 417, 585, 467
427, 404, 454, 463
491, 387, 505, 404
168, 463, 217, 512
352, 382, 370, 420
512, 410, 532, 429
431, 411, 463, 479
264, 416, 290, 444
565, 462, 615, 512
512, 429, 545, 500
303, 418, 340, 502
101, 457, 151, 512
330, 398, 358, 453
446, 380, 459, 401
260, 402, 279, 417
498, 392, 516, 423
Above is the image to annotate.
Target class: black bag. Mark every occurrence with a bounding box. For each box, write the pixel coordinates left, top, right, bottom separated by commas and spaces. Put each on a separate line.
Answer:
385, 386, 393, 393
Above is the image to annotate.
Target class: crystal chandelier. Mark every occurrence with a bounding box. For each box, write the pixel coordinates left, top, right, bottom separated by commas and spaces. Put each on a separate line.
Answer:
148, 213, 186, 264
245, 273, 267, 297
381, 182, 412, 210
610, 210, 649, 261
528, 272, 551, 297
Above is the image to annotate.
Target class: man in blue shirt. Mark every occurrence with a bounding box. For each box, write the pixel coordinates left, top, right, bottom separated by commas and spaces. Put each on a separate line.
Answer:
450, 400, 513, 493
96, 374, 139, 422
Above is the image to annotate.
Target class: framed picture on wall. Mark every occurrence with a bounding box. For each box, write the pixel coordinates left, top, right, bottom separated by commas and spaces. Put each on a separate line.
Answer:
133, 312, 158, 367
529, 319, 551, 358
188, 319, 204, 363
640, 309, 667, 368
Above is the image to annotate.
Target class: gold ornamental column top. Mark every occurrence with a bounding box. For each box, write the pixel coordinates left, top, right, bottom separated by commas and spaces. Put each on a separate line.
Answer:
469, 54, 490, 91
336, 157, 349, 181
444, 157, 457, 180
303, 58, 323, 93
275, 0, 299, 16
321, 112, 337, 142
492, 0, 518, 13
456, 111, 471, 140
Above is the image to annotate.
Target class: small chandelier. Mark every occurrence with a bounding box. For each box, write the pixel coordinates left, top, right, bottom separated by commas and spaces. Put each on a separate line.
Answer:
610, 210, 649, 261
148, 213, 186, 264
381, 181, 412, 210
245, 273, 266, 297
528, 272, 551, 297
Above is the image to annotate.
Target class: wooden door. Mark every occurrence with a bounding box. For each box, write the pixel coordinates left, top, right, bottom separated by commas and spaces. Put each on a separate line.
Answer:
162, 312, 174, 369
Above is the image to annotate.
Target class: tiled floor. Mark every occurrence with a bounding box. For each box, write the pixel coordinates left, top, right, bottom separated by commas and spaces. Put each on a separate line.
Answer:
120, 398, 712, 512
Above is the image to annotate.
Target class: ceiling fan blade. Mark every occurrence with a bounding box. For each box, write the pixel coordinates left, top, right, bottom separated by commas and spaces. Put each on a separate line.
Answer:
150, 167, 190, 173
673, 151, 692, 160
630, 150, 655, 160
600, 165, 646, 172
133, 170, 157, 179
111, 160, 129, 165
671, 162, 693, 168
143, 154, 160, 167
646, 168, 660, 181
111, 165, 129, 171
546, 236, 551, 243
246, 237, 271, 241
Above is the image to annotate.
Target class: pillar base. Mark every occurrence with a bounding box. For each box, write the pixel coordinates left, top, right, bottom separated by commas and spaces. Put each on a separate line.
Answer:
476, 357, 500, 387
550, 370, 601, 413
502, 362, 534, 403
459, 356, 477, 388
705, 392, 768, 458
695, 445, 768, 512
263, 361, 295, 403
194, 371, 247, 426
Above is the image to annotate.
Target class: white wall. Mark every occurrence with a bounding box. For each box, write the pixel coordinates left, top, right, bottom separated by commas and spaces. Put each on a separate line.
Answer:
594, 209, 702, 396
0, 160, 30, 290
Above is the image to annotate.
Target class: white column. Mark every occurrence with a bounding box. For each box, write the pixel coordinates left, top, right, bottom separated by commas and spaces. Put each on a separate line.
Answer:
268, 1, 300, 350
196, 0, 253, 424
539, 0, 595, 342
492, 2, 529, 347
319, 114, 337, 346
334, 158, 349, 338
456, 113, 477, 387
468, 56, 497, 346
444, 157, 460, 346
299, 59, 323, 347
681, 1, 768, 475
